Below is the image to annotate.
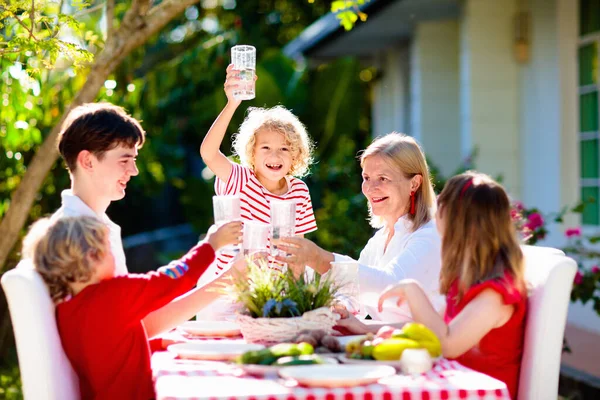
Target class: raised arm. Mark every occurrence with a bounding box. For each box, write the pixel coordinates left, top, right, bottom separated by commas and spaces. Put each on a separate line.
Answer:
200, 64, 242, 182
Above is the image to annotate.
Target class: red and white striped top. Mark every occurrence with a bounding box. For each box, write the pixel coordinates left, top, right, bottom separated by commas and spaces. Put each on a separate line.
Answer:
211, 163, 317, 274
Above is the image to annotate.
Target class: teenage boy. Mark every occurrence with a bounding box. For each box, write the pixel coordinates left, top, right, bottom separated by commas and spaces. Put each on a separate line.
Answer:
53, 102, 231, 339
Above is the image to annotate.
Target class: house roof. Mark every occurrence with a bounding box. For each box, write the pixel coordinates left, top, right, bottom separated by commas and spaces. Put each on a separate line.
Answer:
284, 0, 460, 61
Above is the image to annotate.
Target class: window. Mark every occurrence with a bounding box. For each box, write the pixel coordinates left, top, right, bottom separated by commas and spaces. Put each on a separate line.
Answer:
579, 0, 600, 225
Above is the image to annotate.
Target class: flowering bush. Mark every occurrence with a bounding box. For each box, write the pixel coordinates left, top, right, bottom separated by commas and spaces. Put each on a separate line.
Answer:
511, 201, 600, 316
511, 202, 548, 245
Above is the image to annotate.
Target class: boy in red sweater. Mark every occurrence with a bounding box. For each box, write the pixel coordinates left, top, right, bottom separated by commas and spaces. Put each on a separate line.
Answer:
23, 215, 242, 400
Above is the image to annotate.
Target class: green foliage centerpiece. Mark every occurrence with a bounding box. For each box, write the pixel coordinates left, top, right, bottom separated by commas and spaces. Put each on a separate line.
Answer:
223, 259, 343, 344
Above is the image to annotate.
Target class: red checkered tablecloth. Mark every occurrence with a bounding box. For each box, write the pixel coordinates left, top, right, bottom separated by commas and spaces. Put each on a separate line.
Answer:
152, 351, 511, 400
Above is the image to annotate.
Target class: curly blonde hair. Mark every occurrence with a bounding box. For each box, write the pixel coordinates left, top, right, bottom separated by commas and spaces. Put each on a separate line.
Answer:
22, 216, 109, 303
232, 105, 314, 178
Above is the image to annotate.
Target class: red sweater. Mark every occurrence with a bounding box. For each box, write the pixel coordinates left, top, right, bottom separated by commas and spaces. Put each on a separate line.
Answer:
56, 242, 215, 400
444, 271, 527, 399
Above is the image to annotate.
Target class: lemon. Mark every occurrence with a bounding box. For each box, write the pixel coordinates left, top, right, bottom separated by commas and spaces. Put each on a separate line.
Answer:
372, 338, 421, 361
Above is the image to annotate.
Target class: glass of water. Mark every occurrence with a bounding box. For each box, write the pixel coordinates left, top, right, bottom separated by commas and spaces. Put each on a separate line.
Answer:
231, 45, 256, 100
329, 260, 360, 313
213, 195, 241, 253
270, 200, 296, 256
243, 221, 270, 257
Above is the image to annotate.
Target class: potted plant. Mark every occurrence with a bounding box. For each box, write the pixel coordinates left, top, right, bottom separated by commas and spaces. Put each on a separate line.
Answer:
220, 260, 343, 344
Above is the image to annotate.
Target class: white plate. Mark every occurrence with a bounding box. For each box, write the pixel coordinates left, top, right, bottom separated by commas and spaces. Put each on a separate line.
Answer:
338, 354, 403, 370
179, 321, 241, 337
167, 342, 264, 361
278, 364, 396, 388
240, 356, 339, 376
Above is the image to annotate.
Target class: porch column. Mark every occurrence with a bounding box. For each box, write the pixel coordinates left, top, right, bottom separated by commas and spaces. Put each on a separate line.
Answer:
371, 47, 410, 137
460, 0, 521, 197
410, 20, 460, 177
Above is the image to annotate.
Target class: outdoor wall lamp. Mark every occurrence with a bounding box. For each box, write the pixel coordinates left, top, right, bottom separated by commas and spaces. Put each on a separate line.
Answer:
514, 9, 531, 64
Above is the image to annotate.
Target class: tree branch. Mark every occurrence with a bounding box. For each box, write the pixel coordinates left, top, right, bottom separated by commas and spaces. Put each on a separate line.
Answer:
12, 14, 38, 41
72, 3, 104, 17
105, 0, 115, 44
30, 0, 35, 39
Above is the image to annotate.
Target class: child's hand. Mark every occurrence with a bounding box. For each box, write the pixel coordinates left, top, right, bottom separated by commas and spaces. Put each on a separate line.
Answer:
206, 221, 243, 251
377, 281, 411, 313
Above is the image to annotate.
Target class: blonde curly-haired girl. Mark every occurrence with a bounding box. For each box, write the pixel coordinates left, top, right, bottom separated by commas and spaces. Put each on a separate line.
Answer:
200, 64, 317, 287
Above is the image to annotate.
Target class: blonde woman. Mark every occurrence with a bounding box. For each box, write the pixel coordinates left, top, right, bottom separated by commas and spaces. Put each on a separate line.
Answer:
277, 133, 443, 329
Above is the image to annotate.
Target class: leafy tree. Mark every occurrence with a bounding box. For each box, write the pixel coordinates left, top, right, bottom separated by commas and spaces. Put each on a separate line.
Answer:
0, 0, 213, 271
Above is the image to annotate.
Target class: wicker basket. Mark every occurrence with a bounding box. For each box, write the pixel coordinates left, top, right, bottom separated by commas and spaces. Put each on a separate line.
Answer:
236, 307, 338, 344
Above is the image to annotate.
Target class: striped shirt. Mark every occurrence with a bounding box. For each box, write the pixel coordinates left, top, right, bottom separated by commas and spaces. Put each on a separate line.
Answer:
209, 163, 317, 276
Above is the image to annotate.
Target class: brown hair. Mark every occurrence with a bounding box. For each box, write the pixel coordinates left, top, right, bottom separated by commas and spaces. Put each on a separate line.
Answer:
437, 171, 525, 300
232, 105, 314, 178
57, 102, 145, 172
359, 132, 436, 232
22, 216, 109, 303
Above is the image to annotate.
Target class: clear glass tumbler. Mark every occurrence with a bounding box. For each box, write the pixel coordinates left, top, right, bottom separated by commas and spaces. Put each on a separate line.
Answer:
231, 45, 256, 100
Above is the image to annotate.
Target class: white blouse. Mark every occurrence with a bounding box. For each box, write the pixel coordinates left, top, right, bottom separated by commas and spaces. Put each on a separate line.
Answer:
333, 215, 443, 322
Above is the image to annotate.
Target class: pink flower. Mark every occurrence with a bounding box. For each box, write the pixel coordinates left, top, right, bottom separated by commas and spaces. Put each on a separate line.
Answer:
526, 213, 544, 230
592, 266, 600, 274
513, 201, 524, 211
574, 271, 584, 285
565, 227, 582, 238
510, 209, 521, 221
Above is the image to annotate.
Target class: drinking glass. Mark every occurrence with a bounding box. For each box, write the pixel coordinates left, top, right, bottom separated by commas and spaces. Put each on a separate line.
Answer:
212, 195, 241, 253
329, 260, 360, 312
242, 221, 270, 257
231, 45, 256, 100
270, 199, 296, 256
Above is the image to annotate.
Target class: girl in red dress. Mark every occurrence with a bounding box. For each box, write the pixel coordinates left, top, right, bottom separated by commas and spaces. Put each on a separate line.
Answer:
378, 171, 527, 399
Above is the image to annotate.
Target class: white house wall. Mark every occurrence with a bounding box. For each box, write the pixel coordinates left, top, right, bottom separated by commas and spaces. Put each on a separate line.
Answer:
372, 47, 410, 137
459, 0, 521, 198
410, 20, 461, 177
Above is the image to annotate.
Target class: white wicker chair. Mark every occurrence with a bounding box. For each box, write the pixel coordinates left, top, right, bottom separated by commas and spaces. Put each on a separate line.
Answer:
1, 260, 80, 400
518, 245, 577, 399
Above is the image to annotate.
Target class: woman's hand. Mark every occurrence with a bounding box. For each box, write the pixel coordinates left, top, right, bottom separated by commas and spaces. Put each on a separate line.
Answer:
275, 237, 333, 275
333, 306, 370, 335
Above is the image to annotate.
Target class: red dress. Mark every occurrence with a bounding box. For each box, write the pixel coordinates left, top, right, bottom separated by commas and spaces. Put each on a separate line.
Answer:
444, 271, 527, 399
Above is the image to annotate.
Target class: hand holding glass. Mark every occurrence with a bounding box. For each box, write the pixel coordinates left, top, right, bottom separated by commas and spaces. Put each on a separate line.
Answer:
231, 45, 256, 100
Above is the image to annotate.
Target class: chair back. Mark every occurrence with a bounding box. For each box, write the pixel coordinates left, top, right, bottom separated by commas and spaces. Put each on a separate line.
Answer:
518, 245, 577, 400
1, 260, 80, 400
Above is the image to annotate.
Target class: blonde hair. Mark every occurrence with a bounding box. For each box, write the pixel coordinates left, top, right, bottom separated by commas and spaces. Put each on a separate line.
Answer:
232, 105, 314, 177
22, 216, 109, 303
437, 171, 525, 301
359, 132, 436, 232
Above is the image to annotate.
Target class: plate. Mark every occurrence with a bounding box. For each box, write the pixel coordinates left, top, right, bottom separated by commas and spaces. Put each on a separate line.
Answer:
338, 354, 403, 370
179, 321, 241, 337
339, 354, 440, 372
167, 342, 264, 361
278, 364, 396, 388
240, 356, 339, 376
